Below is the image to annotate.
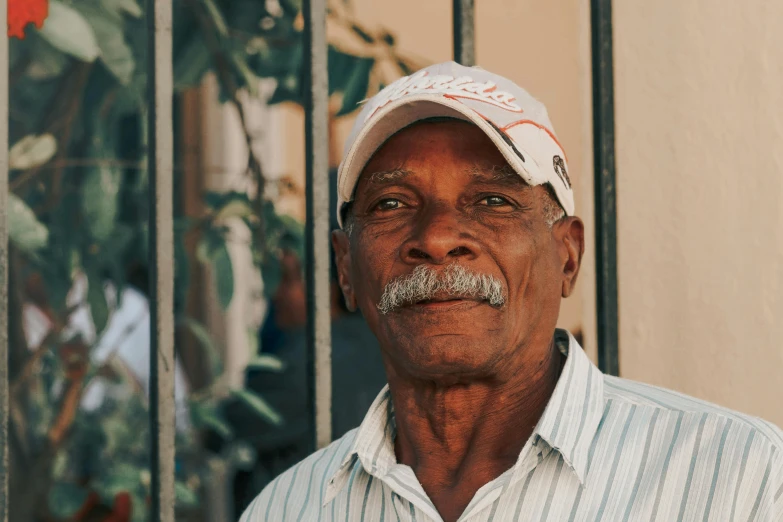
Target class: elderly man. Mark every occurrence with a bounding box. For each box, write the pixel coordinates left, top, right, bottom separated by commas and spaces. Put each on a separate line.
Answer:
240, 62, 783, 521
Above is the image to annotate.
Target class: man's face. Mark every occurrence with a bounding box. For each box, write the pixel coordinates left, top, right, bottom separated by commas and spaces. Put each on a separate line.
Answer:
333, 120, 583, 383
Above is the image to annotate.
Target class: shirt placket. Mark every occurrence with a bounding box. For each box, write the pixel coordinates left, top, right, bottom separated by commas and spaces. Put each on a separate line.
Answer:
390, 491, 437, 522
377, 464, 444, 522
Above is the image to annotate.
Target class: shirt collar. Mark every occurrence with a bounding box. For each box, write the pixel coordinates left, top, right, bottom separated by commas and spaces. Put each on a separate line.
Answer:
525, 328, 605, 486
323, 328, 605, 506
324, 386, 396, 506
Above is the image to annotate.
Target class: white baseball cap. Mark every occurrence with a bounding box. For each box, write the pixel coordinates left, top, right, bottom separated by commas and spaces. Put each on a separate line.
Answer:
336, 61, 573, 228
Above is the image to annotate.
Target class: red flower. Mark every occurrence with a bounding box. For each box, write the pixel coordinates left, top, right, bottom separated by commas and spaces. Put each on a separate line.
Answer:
104, 492, 133, 522
8, 0, 49, 39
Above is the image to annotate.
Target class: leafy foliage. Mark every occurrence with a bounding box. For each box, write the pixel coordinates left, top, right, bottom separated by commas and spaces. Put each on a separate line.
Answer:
6, 0, 421, 519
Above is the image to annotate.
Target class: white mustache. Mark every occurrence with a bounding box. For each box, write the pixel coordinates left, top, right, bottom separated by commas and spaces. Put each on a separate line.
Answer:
377, 264, 506, 315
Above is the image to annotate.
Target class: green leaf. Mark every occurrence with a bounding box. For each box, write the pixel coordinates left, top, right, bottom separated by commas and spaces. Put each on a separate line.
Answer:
9, 134, 57, 170
195, 226, 226, 263
75, 1, 136, 84
247, 327, 259, 355
52, 450, 70, 480
202, 0, 230, 37
175, 481, 200, 508
101, 0, 143, 18
8, 194, 49, 252
174, 36, 212, 90
95, 462, 143, 502
38, 1, 101, 62
189, 401, 233, 439
215, 199, 254, 221
88, 276, 110, 334
231, 49, 259, 97
205, 190, 252, 210
138, 222, 149, 264
246, 354, 286, 372
26, 36, 70, 80
213, 243, 234, 309
174, 228, 191, 317
337, 57, 374, 116
328, 48, 356, 94
268, 77, 301, 105
81, 159, 122, 242
179, 317, 223, 377
102, 222, 135, 254
231, 389, 283, 426
204, 191, 225, 209
261, 255, 282, 298
266, 42, 304, 105
224, 440, 257, 470
278, 214, 305, 258
196, 237, 214, 264
278, 0, 302, 16
48, 482, 91, 519
27, 371, 56, 441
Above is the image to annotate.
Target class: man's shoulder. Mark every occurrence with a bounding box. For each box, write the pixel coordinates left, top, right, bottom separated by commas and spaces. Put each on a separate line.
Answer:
239, 428, 358, 522
603, 374, 783, 452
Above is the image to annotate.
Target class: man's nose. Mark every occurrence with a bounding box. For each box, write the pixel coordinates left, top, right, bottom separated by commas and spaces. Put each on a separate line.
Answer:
401, 205, 479, 264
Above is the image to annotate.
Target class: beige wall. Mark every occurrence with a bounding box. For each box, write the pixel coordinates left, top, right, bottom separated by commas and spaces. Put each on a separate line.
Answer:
277, 0, 594, 349
272, 0, 783, 427
614, 0, 783, 425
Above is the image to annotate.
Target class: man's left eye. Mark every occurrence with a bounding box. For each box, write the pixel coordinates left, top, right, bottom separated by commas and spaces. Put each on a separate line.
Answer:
480, 196, 510, 207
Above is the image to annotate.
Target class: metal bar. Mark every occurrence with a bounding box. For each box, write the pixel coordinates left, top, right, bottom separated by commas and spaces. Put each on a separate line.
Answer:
147, 0, 176, 520
303, 0, 332, 450
453, 0, 475, 66
590, 0, 620, 377
0, 0, 10, 519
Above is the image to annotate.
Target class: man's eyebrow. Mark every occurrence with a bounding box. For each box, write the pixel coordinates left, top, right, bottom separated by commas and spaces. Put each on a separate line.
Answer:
466, 164, 528, 187
366, 167, 412, 184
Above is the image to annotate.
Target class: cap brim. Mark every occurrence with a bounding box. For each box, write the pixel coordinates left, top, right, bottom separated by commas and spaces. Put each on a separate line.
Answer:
336, 94, 546, 228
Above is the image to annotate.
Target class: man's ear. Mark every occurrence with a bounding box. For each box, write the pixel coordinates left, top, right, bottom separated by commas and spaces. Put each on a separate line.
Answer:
331, 229, 357, 311
556, 217, 585, 298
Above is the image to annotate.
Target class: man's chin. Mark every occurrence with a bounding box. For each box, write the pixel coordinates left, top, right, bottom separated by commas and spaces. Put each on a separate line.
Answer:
381, 302, 502, 342
374, 303, 508, 378
392, 353, 499, 384
382, 331, 505, 382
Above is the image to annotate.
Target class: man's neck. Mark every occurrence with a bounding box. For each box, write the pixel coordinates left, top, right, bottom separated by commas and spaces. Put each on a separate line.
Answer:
387, 338, 565, 522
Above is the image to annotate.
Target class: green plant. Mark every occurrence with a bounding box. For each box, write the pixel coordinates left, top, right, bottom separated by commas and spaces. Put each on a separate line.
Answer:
6, 0, 422, 520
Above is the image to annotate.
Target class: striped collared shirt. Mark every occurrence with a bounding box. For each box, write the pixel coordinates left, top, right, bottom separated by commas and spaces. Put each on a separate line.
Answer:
240, 330, 783, 521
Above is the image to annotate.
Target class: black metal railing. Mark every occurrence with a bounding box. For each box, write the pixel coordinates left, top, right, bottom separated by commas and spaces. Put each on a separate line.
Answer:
590, 0, 619, 377
0, 1, 9, 520
304, 0, 333, 452
453, 0, 476, 67
0, 0, 618, 520
146, 0, 176, 520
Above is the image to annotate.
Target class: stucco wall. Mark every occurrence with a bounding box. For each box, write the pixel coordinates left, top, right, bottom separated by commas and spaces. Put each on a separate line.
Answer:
614, 0, 783, 425
266, 0, 782, 427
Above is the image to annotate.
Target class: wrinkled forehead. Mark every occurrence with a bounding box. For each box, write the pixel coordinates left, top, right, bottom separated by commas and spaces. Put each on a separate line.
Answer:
355, 117, 520, 188
362, 115, 470, 159
358, 163, 529, 191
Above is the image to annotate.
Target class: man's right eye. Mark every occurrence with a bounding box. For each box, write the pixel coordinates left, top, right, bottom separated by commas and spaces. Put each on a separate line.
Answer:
374, 198, 404, 211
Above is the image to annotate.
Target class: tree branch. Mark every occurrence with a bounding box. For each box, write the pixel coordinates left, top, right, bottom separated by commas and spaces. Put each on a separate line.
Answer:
47, 378, 84, 447
10, 331, 58, 397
